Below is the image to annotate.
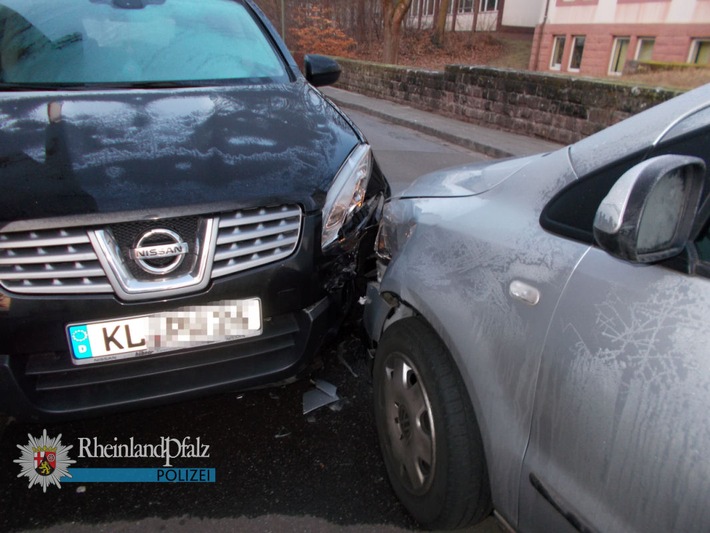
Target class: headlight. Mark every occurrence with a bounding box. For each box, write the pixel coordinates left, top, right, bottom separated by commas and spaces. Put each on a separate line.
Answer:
375, 207, 394, 264
321, 144, 372, 251
375, 199, 416, 267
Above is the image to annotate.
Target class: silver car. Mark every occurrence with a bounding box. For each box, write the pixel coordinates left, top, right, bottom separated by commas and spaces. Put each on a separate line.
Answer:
364, 83, 710, 531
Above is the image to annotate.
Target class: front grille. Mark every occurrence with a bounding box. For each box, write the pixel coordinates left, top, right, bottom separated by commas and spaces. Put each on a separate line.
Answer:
212, 205, 302, 279
0, 228, 112, 295
109, 217, 201, 281
0, 204, 303, 297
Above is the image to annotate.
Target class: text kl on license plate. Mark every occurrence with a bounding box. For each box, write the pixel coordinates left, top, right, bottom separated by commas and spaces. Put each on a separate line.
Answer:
66, 299, 262, 364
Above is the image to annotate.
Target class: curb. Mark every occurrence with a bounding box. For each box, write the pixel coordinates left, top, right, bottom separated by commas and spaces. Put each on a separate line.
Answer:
327, 96, 516, 159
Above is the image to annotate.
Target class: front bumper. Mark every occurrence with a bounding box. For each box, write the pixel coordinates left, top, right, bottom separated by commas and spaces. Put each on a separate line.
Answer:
0, 211, 353, 422
363, 281, 389, 346
0, 295, 332, 422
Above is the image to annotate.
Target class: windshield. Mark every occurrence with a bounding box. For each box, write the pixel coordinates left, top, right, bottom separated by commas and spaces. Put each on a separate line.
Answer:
0, 0, 290, 88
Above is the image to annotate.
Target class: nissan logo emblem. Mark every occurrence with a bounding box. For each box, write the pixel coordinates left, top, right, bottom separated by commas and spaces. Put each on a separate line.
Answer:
130, 229, 189, 275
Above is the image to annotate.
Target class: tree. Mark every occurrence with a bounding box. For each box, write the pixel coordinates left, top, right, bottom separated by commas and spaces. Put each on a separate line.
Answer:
431, 0, 451, 47
256, 0, 287, 42
290, 4, 357, 56
382, 0, 412, 64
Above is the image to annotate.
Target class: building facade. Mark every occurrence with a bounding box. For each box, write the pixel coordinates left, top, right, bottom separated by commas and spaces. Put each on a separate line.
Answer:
529, 0, 710, 77
406, 0, 544, 33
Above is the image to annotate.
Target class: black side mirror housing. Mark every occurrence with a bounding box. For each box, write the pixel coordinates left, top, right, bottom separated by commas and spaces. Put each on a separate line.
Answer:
304, 54, 341, 87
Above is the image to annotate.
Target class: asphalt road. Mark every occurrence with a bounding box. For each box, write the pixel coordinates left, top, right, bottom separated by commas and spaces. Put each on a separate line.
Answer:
1, 331, 418, 532
0, 109, 498, 532
344, 109, 489, 194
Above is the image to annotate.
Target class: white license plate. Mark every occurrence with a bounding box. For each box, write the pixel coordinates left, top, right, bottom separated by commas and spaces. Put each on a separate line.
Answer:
67, 299, 262, 365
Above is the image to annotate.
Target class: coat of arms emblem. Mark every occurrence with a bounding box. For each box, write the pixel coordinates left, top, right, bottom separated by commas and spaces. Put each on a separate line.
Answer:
14, 429, 75, 491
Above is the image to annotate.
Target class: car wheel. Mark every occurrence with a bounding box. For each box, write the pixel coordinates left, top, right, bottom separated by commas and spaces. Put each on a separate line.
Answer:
373, 317, 492, 529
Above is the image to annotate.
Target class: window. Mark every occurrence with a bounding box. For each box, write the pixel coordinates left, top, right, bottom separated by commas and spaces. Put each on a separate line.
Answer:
550, 35, 566, 70
541, 103, 710, 249
480, 0, 498, 11
696, 217, 710, 263
540, 156, 643, 244
609, 37, 630, 75
689, 39, 710, 65
0, 1, 289, 85
636, 38, 655, 61
569, 36, 585, 71
459, 0, 474, 12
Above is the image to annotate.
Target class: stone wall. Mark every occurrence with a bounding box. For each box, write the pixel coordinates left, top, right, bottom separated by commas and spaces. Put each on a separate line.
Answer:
333, 58, 681, 145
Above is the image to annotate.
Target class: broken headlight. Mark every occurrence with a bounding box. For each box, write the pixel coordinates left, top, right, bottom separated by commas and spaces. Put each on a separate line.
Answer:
375, 205, 394, 265
321, 144, 372, 252
375, 199, 417, 267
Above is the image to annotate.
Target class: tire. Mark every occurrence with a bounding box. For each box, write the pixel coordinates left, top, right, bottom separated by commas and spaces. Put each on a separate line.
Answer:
373, 317, 492, 530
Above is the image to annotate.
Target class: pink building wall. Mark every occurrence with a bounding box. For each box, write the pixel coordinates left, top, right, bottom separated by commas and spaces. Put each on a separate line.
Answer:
531, 22, 710, 75
529, 0, 710, 77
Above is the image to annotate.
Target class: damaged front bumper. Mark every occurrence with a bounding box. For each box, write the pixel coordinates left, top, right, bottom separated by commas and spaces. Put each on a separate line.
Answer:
363, 281, 389, 346
0, 208, 384, 422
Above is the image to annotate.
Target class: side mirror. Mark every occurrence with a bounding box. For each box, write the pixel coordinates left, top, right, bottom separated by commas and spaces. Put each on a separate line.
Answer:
593, 154, 706, 263
304, 54, 341, 87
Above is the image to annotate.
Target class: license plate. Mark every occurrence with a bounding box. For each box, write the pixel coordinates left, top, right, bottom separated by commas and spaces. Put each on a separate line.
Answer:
67, 299, 262, 365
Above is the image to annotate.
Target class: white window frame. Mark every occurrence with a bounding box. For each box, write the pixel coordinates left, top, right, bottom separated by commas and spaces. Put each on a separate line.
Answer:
409, 0, 419, 17
609, 37, 630, 75
459, 0, 474, 12
635, 37, 655, 61
568, 35, 585, 72
480, 0, 499, 12
550, 35, 566, 70
689, 39, 710, 65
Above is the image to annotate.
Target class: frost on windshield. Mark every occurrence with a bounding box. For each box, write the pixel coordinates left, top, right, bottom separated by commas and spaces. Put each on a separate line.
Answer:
0, 0, 288, 85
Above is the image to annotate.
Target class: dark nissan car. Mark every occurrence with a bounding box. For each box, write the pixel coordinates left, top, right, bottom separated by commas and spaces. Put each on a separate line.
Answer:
0, 0, 388, 420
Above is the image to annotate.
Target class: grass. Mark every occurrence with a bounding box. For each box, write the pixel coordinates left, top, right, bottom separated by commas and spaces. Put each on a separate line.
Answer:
486, 34, 532, 70
622, 68, 710, 91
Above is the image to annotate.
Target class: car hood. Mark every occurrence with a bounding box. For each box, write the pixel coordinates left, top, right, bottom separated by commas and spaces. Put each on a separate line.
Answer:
398, 153, 544, 199
0, 80, 359, 225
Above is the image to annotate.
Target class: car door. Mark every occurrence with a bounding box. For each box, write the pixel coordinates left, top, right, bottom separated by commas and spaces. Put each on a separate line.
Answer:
519, 120, 710, 532
519, 245, 710, 532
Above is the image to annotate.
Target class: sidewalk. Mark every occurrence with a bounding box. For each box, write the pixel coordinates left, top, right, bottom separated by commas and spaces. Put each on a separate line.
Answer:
321, 86, 564, 159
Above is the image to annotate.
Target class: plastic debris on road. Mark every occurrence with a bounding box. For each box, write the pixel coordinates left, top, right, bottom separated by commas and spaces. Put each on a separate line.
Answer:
303, 379, 340, 414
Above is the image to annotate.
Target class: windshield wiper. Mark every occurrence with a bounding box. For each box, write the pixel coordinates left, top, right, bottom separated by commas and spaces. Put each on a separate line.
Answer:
113, 81, 198, 89
0, 83, 67, 92
0, 81, 194, 92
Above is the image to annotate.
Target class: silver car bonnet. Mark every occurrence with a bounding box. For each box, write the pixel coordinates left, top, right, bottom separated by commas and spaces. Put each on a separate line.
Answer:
398, 153, 545, 199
